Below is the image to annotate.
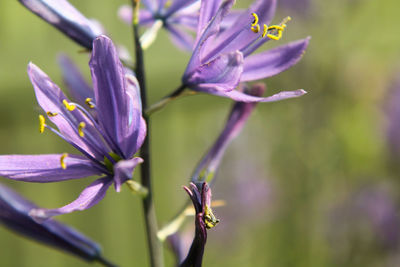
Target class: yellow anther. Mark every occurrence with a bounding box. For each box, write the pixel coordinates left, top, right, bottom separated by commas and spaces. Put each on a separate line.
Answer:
46, 111, 58, 117
204, 204, 220, 229
251, 24, 260, 33
62, 99, 76, 111
267, 31, 282, 40
85, 98, 95, 109
262, 24, 269, 38
78, 122, 86, 137
38, 115, 46, 133
60, 153, 68, 170
251, 13, 259, 26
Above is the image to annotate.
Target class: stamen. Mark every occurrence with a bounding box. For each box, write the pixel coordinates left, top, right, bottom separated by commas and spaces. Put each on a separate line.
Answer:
78, 122, 86, 137
264, 16, 292, 41
85, 98, 95, 109
251, 24, 260, 33
60, 153, 68, 169
262, 24, 268, 38
46, 111, 58, 117
63, 99, 76, 111
251, 13, 259, 26
204, 204, 220, 229
38, 115, 46, 133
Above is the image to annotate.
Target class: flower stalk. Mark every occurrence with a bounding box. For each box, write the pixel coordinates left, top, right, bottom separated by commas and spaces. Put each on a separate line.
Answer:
131, 0, 164, 266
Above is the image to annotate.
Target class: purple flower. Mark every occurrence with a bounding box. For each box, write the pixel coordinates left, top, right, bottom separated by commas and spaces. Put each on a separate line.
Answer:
181, 182, 218, 267
0, 35, 146, 222
192, 83, 266, 183
119, 0, 199, 50
0, 183, 114, 264
182, 0, 310, 103
18, 0, 103, 49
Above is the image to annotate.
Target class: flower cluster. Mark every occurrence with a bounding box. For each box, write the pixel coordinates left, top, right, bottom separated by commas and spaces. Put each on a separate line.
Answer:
1, 0, 309, 265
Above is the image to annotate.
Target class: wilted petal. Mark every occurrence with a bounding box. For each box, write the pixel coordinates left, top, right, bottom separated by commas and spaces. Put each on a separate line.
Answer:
241, 37, 310, 82
30, 177, 113, 222
90, 35, 129, 157
58, 54, 94, 107
185, 51, 243, 92
0, 154, 101, 182
113, 157, 143, 192
18, 0, 102, 49
0, 183, 105, 261
192, 84, 265, 183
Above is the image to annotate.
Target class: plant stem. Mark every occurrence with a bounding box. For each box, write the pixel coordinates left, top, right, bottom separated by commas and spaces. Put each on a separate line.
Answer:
132, 1, 164, 266
145, 84, 190, 115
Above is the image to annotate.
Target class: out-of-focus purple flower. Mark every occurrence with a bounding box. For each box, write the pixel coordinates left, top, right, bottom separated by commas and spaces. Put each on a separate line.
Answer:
191, 83, 266, 184
181, 182, 218, 267
327, 183, 400, 260
0, 183, 114, 263
386, 75, 400, 159
0, 35, 146, 222
182, 0, 310, 103
18, 0, 103, 49
118, 0, 199, 50
279, 0, 311, 15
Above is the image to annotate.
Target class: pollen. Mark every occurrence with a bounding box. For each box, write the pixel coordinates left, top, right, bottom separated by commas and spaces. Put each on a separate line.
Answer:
251, 13, 259, 26
204, 204, 220, 229
46, 111, 58, 117
63, 99, 76, 111
85, 98, 95, 109
262, 24, 268, 38
251, 24, 260, 33
39, 115, 46, 133
78, 122, 86, 137
60, 153, 68, 169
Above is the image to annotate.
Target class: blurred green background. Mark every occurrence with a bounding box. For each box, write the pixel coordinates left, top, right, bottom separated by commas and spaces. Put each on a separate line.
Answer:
1, 0, 400, 266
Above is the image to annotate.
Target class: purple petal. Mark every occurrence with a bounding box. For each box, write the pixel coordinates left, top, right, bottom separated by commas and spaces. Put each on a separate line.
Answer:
186, 0, 234, 75
58, 54, 94, 107
202, 0, 277, 62
28, 63, 106, 160
0, 154, 101, 182
0, 183, 104, 261
165, 0, 198, 17
121, 75, 146, 158
185, 51, 243, 92
197, 0, 223, 37
90, 35, 130, 157
18, 0, 102, 49
113, 157, 143, 192
241, 37, 310, 82
205, 87, 307, 103
192, 84, 265, 182
166, 24, 195, 51
30, 177, 113, 222
118, 5, 154, 25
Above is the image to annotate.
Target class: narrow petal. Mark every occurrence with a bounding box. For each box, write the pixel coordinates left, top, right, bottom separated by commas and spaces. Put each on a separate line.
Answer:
166, 24, 195, 51
185, 51, 243, 92
165, 0, 198, 17
118, 5, 154, 25
205, 87, 307, 103
90, 35, 129, 157
186, 0, 234, 76
197, 0, 223, 37
241, 37, 310, 82
29, 177, 113, 222
192, 84, 265, 183
113, 157, 143, 192
28, 63, 106, 160
18, 0, 102, 49
0, 183, 106, 261
0, 154, 101, 182
58, 54, 94, 107
120, 75, 146, 158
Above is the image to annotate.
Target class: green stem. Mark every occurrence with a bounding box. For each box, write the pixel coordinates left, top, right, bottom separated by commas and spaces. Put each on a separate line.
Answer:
145, 84, 189, 116
132, 1, 164, 266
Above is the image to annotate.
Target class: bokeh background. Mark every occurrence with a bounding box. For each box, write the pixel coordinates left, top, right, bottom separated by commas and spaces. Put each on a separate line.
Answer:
1, 0, 400, 266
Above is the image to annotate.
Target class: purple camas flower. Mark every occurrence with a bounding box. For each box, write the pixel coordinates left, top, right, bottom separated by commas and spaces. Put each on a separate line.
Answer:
181, 182, 218, 267
119, 0, 199, 50
0, 35, 146, 222
18, 0, 103, 49
182, 0, 310, 102
0, 183, 108, 263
